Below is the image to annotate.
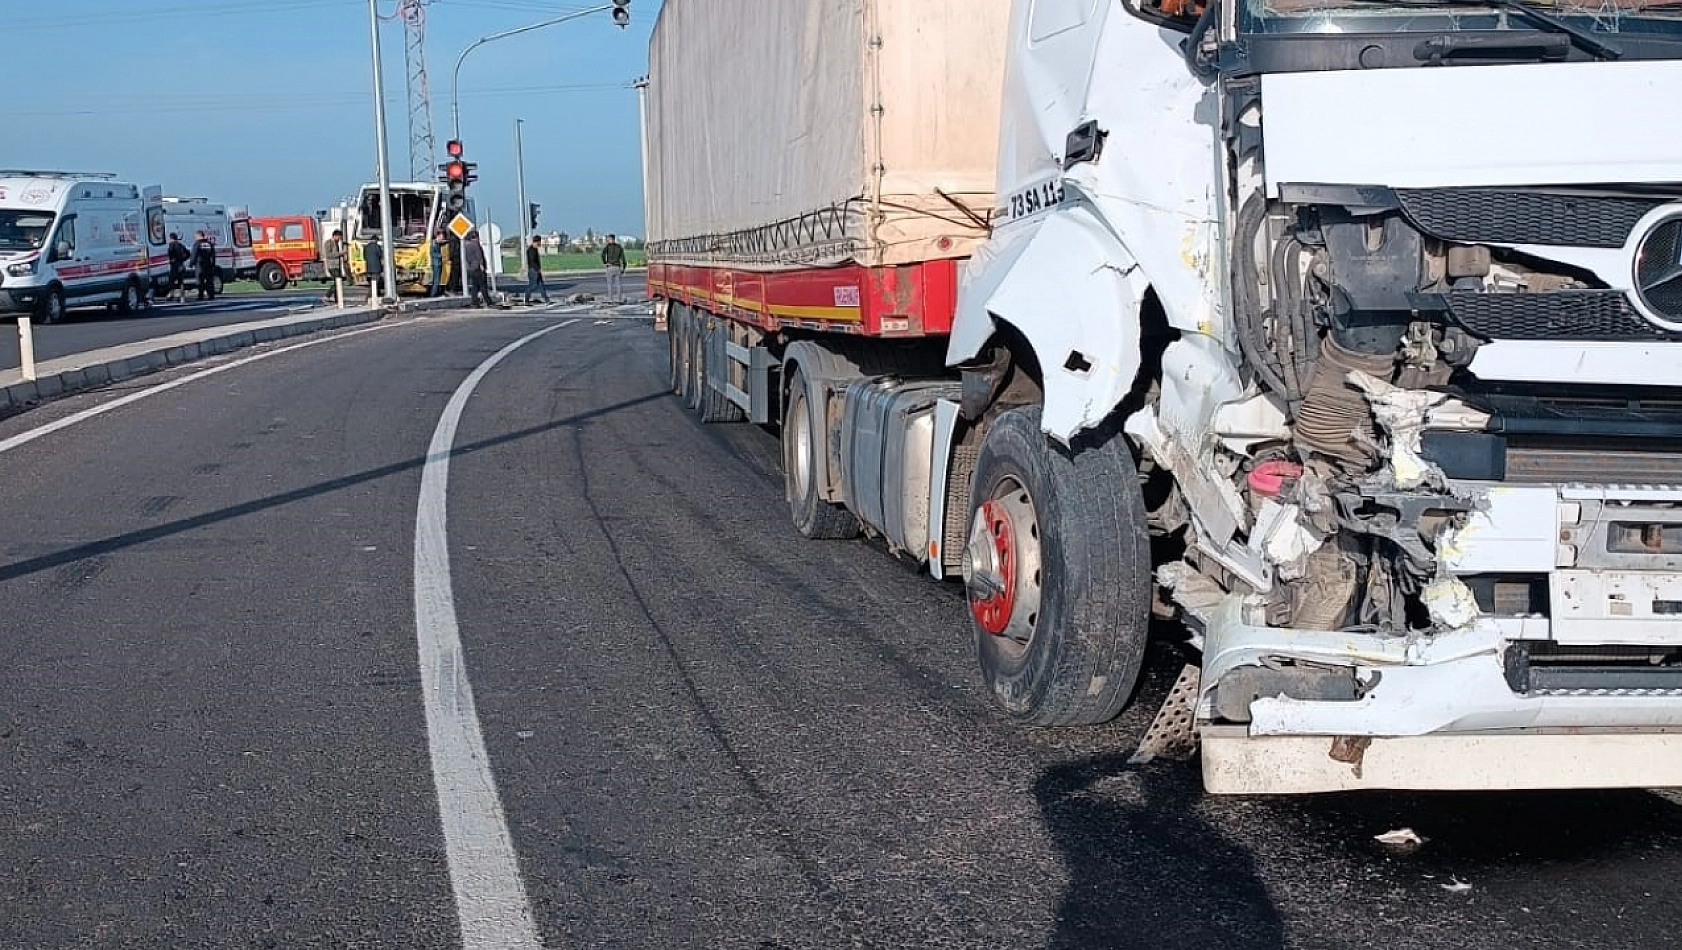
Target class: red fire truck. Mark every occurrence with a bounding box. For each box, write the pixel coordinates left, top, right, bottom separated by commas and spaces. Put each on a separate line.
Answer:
249, 215, 328, 290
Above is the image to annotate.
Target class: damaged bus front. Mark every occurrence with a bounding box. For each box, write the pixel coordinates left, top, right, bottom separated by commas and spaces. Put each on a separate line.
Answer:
961, 0, 1682, 792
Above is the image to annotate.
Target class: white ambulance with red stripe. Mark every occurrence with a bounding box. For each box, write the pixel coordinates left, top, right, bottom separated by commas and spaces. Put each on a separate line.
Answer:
156, 196, 256, 297
0, 171, 165, 323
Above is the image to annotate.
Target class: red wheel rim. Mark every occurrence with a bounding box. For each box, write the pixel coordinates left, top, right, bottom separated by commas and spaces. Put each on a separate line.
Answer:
969, 499, 1018, 636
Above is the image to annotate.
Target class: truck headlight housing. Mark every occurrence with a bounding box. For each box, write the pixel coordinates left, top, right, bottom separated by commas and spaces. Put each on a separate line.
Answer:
5, 259, 38, 278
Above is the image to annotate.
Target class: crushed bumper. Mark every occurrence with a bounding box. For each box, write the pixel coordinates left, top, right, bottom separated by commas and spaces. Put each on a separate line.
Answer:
1202, 726, 1682, 793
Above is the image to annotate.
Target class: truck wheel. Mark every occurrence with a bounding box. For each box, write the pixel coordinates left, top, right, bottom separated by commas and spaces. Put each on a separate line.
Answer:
695, 321, 745, 424
38, 286, 66, 325
257, 262, 287, 291
667, 309, 684, 395
782, 365, 860, 540
967, 406, 1151, 726
685, 322, 706, 412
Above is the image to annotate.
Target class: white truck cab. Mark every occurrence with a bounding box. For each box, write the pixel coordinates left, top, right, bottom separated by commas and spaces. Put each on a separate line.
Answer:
0, 171, 164, 322
954, 0, 1682, 792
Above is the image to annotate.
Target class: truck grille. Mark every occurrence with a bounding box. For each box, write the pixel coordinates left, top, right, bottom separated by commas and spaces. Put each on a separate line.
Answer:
1446, 290, 1677, 342
1397, 188, 1666, 248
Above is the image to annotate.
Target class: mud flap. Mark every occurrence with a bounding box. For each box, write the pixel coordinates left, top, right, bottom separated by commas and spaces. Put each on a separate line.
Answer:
1129, 663, 1203, 764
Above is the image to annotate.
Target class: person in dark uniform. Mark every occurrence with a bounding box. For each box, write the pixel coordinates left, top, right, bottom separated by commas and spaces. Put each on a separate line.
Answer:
166, 233, 190, 302
523, 236, 551, 305
191, 231, 218, 301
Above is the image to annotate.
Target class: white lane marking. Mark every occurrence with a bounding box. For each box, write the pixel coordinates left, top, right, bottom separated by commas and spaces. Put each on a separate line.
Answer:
0, 319, 407, 457
414, 318, 577, 950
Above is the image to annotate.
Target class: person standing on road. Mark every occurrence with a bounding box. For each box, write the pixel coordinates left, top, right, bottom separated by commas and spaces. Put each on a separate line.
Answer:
191, 230, 218, 301
166, 233, 190, 303
601, 234, 626, 303
322, 229, 348, 305
429, 229, 447, 298
523, 236, 551, 306
363, 234, 385, 301
464, 229, 496, 308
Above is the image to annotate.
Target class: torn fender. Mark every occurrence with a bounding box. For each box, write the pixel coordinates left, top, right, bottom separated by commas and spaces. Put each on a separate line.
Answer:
949, 205, 1145, 443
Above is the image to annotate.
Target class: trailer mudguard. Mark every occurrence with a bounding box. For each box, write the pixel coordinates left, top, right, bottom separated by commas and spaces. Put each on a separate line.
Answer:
950, 202, 1145, 443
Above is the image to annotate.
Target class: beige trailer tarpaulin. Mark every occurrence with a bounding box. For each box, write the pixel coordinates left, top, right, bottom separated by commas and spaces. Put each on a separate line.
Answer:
645, 0, 1007, 270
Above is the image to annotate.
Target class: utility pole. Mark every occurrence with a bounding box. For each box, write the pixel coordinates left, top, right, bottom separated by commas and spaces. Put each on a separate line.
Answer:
368, 0, 399, 304
515, 118, 529, 276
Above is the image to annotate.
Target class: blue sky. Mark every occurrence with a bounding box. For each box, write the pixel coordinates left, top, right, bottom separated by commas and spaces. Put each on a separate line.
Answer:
10, 0, 658, 238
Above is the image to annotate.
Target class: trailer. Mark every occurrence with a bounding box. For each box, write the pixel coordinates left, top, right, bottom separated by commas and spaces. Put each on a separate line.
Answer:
645, 0, 1682, 793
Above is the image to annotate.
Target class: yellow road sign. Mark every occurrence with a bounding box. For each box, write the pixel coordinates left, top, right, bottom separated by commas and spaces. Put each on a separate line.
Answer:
447, 213, 474, 239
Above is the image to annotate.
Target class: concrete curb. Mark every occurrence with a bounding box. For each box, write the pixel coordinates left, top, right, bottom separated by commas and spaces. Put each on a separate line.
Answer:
0, 305, 394, 420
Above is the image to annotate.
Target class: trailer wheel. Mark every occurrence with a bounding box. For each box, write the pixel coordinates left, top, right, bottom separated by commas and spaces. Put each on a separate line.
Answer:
257, 262, 288, 291
967, 406, 1150, 726
667, 307, 684, 395
686, 321, 706, 408
782, 365, 860, 540
695, 321, 745, 424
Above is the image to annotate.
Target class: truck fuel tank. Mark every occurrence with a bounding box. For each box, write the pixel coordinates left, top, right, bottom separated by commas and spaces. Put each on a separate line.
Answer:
840, 379, 962, 560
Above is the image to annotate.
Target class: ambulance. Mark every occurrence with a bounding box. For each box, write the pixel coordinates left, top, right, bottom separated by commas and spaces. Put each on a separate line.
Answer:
0, 170, 165, 323
156, 197, 256, 297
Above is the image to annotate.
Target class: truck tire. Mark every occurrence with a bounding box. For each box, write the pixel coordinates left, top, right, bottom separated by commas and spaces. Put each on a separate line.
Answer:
257, 262, 287, 291
684, 322, 706, 411
782, 364, 861, 540
695, 320, 745, 424
967, 406, 1150, 726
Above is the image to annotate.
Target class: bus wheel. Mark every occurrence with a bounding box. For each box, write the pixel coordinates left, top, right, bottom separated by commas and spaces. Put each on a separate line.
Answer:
967, 406, 1151, 727
258, 262, 287, 291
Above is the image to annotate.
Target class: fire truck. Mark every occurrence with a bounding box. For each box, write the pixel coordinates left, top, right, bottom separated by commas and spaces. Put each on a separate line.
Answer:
249, 216, 329, 290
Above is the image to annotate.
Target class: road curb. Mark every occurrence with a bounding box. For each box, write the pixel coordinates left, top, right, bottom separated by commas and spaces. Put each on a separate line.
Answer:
0, 305, 392, 420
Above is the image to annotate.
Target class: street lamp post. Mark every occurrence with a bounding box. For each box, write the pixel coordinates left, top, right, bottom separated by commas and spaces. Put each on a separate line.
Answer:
514, 118, 529, 284
449, 4, 616, 144
367, 0, 399, 305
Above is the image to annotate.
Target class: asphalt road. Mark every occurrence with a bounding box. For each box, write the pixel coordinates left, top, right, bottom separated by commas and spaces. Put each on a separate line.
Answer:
1, 306, 1679, 949
0, 273, 624, 373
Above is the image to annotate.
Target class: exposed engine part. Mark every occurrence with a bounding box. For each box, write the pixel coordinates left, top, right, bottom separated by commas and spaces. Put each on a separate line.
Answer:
1294, 335, 1395, 465
1446, 245, 1491, 279
1210, 663, 1361, 723
1335, 484, 1474, 577
1280, 540, 1363, 630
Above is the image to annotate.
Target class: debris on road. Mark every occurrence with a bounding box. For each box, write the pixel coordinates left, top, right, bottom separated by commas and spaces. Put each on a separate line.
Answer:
1440, 878, 1473, 894
1375, 828, 1426, 848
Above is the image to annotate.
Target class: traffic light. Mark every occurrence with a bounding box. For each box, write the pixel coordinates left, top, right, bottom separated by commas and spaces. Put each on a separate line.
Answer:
611, 0, 630, 28
529, 203, 541, 229
440, 142, 478, 213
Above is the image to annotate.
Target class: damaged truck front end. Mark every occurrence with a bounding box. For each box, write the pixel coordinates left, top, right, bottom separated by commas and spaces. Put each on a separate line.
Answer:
1141, 0, 1682, 791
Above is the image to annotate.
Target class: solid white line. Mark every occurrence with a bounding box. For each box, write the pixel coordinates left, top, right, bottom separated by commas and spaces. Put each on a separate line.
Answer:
413, 318, 577, 950
0, 319, 404, 458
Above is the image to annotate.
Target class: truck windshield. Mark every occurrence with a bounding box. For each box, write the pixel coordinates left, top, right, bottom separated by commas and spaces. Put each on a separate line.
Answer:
0, 210, 54, 252
1243, 0, 1682, 35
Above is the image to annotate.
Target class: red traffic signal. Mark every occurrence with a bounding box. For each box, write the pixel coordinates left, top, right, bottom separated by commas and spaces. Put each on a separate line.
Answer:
446, 160, 466, 182
446, 140, 464, 158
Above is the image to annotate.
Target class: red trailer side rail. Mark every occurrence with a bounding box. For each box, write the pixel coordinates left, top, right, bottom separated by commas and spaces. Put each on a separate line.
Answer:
648, 259, 960, 339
